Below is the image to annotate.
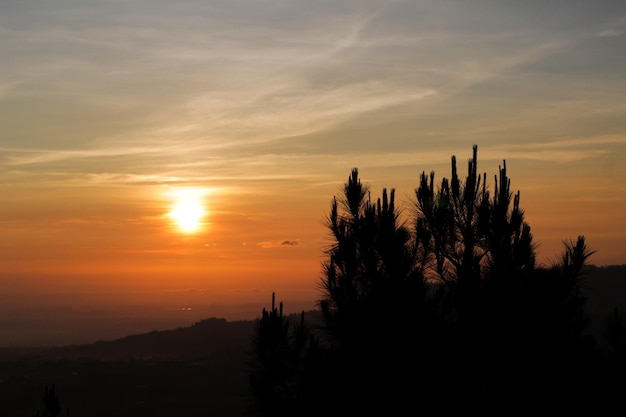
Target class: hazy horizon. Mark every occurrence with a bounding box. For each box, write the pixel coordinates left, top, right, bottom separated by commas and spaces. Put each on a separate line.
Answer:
0, 287, 317, 347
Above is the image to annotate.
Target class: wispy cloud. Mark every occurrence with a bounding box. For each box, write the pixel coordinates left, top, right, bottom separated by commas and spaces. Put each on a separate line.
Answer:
597, 28, 625, 37
179, 82, 436, 142
596, 16, 626, 38
1, 146, 171, 166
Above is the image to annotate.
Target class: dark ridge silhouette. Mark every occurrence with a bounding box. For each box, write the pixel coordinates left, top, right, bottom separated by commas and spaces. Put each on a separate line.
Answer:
52, 317, 254, 361
0, 315, 312, 417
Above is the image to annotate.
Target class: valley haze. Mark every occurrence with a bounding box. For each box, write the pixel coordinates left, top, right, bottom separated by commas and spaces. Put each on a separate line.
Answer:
0, 290, 315, 347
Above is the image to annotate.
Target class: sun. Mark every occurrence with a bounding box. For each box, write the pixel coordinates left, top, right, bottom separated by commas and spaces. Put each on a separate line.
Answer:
166, 188, 209, 234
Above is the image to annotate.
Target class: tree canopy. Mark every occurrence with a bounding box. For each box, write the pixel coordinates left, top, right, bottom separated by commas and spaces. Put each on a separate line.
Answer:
248, 146, 625, 416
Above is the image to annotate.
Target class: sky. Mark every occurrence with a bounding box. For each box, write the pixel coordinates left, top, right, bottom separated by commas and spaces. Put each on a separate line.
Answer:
1, 0, 626, 342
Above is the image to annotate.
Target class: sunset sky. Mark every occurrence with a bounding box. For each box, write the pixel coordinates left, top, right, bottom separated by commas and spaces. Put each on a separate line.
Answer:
2, 1, 626, 334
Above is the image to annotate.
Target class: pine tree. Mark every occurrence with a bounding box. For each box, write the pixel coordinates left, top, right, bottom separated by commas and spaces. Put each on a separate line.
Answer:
249, 146, 604, 414
248, 293, 322, 416
318, 168, 438, 413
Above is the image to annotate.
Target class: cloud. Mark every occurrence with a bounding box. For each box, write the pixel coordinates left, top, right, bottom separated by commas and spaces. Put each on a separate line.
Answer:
596, 29, 625, 38
179, 82, 436, 143
1, 146, 169, 166
484, 135, 624, 164
257, 240, 303, 249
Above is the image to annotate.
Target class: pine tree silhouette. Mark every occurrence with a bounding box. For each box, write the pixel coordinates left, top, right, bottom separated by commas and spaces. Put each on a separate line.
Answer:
249, 146, 621, 415
36, 384, 62, 417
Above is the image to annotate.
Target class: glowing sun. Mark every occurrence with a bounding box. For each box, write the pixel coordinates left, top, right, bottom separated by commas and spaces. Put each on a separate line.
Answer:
167, 188, 208, 233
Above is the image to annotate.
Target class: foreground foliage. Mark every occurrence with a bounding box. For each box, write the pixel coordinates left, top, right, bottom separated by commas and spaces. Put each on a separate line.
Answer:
249, 146, 626, 415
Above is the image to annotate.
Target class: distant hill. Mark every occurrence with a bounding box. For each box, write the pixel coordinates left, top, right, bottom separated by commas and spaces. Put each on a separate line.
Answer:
0, 314, 315, 417
53, 317, 255, 361
0, 317, 256, 362
0, 317, 260, 417
0, 311, 322, 362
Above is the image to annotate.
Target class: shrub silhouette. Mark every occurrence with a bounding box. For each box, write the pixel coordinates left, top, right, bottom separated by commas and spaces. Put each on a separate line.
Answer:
249, 146, 623, 415
37, 384, 61, 417
35, 384, 74, 417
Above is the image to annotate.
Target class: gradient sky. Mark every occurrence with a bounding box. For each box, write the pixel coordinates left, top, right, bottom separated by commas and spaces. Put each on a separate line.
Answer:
2, 1, 626, 319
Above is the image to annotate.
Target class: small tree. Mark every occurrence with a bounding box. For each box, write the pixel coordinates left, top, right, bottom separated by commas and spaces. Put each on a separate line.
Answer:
36, 384, 73, 417
320, 168, 428, 345
248, 293, 322, 416
319, 168, 443, 412
40, 385, 61, 417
